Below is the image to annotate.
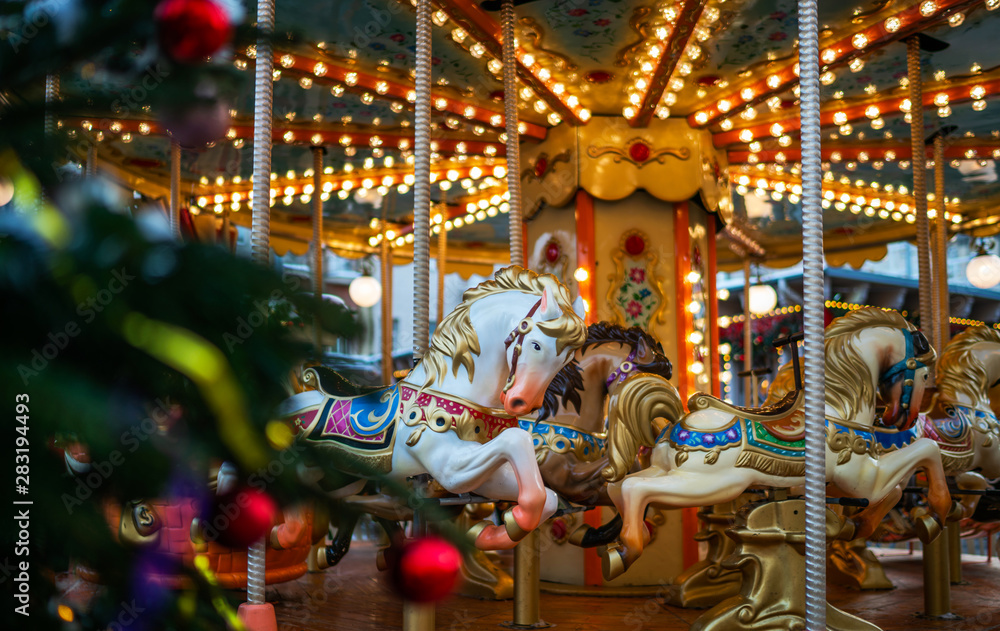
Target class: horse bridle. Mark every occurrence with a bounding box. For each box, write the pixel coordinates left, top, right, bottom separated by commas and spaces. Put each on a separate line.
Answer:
605, 348, 638, 389
503, 298, 543, 394
879, 328, 931, 419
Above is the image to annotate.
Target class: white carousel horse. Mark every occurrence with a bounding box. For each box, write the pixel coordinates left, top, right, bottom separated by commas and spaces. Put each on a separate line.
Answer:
276, 266, 587, 550
598, 307, 952, 578
772, 324, 1000, 514
925, 326, 1000, 479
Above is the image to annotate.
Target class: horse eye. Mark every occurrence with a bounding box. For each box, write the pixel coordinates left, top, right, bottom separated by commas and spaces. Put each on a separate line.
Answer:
532, 342, 541, 351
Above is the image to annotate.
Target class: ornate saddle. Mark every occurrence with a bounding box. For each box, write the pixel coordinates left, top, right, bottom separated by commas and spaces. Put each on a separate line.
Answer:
304, 366, 387, 397
286, 368, 400, 475
687, 390, 806, 442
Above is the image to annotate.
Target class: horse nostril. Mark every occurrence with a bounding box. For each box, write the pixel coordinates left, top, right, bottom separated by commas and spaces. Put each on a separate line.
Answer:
511, 398, 525, 411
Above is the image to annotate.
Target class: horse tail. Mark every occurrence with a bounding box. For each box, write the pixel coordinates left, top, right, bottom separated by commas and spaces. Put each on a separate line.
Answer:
602, 374, 684, 483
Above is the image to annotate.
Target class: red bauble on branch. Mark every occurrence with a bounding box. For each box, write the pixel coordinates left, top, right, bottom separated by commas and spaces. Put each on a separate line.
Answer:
209, 486, 279, 548
389, 536, 462, 603
155, 0, 233, 64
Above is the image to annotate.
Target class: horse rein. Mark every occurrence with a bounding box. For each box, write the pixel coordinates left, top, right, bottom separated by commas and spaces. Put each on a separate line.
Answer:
503, 298, 543, 394
879, 328, 930, 425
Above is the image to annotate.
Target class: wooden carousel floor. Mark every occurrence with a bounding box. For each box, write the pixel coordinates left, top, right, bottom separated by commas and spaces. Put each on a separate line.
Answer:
268, 543, 1000, 631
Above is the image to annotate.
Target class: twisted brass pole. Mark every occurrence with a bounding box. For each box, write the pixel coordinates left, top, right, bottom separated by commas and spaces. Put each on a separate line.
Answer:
933, 136, 949, 348
907, 38, 933, 348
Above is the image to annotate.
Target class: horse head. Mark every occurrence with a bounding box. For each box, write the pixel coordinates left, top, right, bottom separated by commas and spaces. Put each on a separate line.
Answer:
501, 285, 583, 416
936, 326, 1000, 411
877, 327, 934, 430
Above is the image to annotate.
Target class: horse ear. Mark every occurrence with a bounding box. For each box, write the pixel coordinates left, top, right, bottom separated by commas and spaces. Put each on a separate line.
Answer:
636, 335, 651, 361
539, 286, 560, 320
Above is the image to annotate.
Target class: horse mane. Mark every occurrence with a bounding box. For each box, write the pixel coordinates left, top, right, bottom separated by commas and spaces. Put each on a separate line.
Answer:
581, 322, 673, 379
537, 358, 584, 422
937, 326, 1000, 406
824, 307, 936, 420
537, 323, 672, 422
602, 373, 684, 482
420, 265, 586, 388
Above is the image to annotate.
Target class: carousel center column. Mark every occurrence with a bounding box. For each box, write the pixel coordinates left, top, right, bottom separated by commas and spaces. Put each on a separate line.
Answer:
521, 115, 732, 592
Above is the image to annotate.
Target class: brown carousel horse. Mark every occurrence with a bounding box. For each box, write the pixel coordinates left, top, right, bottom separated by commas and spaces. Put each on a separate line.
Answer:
527, 323, 673, 502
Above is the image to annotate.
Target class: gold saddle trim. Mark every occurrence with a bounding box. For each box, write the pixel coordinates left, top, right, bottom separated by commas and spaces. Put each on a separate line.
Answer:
687, 390, 805, 442
687, 390, 803, 422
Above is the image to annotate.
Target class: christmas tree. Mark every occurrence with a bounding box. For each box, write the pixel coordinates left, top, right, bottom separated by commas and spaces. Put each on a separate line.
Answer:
0, 3, 420, 629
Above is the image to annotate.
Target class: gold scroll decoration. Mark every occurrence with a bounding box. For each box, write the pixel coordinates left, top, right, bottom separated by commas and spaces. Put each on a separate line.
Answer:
606, 229, 667, 328
521, 123, 579, 218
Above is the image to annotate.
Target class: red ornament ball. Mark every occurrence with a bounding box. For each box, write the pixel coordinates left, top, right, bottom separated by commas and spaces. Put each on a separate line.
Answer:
628, 141, 651, 163
624, 234, 646, 256
155, 0, 233, 64
209, 487, 278, 548
391, 536, 462, 603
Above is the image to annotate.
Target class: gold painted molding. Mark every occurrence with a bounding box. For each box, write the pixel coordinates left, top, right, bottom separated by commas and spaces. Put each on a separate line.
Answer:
520, 117, 729, 210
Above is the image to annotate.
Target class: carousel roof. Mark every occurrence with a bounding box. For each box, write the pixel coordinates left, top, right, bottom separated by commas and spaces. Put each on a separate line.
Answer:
65, 0, 1000, 266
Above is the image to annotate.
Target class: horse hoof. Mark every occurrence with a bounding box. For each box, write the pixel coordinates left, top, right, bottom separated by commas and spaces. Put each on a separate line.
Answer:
915, 514, 942, 545
598, 544, 628, 581
947, 501, 964, 522
314, 546, 331, 571
468, 519, 491, 545
376, 546, 390, 572
502, 508, 529, 542
838, 518, 856, 541
568, 524, 591, 547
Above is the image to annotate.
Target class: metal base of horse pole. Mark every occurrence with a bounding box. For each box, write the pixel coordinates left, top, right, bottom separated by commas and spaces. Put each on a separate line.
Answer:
946, 521, 965, 585
502, 531, 552, 629
918, 527, 962, 620
690, 499, 881, 631
237, 603, 278, 631
403, 602, 436, 631
662, 502, 742, 609
827, 538, 894, 591
455, 506, 514, 600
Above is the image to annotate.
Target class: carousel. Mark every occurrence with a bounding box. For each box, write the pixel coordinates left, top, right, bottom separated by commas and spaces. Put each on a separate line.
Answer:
4, 0, 1000, 630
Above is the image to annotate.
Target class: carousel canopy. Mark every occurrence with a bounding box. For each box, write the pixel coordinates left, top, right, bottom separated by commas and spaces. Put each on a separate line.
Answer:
59, 0, 1000, 268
